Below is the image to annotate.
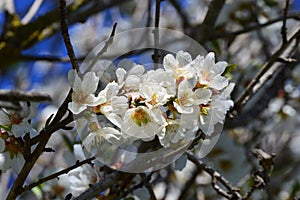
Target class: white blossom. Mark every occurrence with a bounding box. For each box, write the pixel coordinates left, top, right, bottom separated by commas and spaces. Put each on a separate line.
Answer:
192, 52, 228, 90
68, 69, 106, 114
121, 107, 167, 140
173, 80, 195, 114
163, 51, 195, 81
199, 83, 235, 135
97, 81, 128, 127
0, 102, 37, 137
116, 59, 145, 93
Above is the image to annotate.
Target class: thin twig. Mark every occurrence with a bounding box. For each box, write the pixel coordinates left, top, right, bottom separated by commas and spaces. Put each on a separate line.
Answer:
196, 0, 226, 43
177, 167, 201, 200
6, 113, 74, 200
85, 23, 117, 73
168, 0, 190, 29
232, 28, 300, 114
186, 151, 240, 199
121, 173, 155, 199
23, 157, 95, 191
59, 0, 80, 72
153, 0, 161, 69
0, 90, 51, 102
147, 0, 152, 27
281, 0, 290, 43
251, 2, 271, 59
20, 54, 72, 62
21, 0, 44, 24
4, 0, 15, 14
74, 172, 122, 200
214, 12, 300, 39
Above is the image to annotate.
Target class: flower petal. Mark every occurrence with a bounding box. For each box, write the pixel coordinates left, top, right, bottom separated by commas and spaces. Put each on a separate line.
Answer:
68, 102, 86, 114
73, 70, 82, 92
116, 68, 126, 85
204, 52, 215, 68
214, 61, 227, 74
0, 138, 5, 152
194, 88, 212, 105
0, 110, 10, 125
11, 121, 31, 137
82, 72, 99, 95
85, 94, 106, 106
163, 54, 177, 71
176, 51, 192, 67
209, 75, 228, 90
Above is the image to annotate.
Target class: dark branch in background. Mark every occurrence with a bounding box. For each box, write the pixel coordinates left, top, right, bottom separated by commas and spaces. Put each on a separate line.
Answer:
20, 54, 71, 62
177, 166, 202, 200
5, 0, 82, 198
146, 0, 152, 27
59, 0, 80, 72
121, 173, 156, 199
0, 90, 51, 102
186, 151, 241, 199
6, 112, 74, 200
231, 28, 300, 115
168, 0, 190, 30
281, 0, 290, 43
153, 0, 161, 69
214, 12, 300, 39
74, 172, 122, 200
23, 157, 95, 192
21, 0, 43, 24
250, 3, 271, 59
86, 23, 118, 72
0, 0, 131, 71
186, 150, 275, 200
195, 0, 225, 43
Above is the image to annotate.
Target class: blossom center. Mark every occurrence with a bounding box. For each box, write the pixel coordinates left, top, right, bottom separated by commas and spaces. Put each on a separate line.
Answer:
131, 107, 152, 126
179, 93, 189, 106
9, 113, 23, 124
5, 138, 23, 158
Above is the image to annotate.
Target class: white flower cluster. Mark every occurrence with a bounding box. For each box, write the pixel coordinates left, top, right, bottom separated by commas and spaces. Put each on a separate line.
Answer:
0, 103, 38, 173
69, 51, 234, 148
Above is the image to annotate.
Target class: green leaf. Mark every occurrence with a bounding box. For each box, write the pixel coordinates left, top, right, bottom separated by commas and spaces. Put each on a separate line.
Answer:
61, 133, 74, 152
211, 40, 221, 54
222, 64, 237, 77
0, 124, 11, 132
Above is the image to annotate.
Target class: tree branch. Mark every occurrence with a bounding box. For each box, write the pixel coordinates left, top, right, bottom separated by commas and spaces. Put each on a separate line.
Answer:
186, 151, 241, 199
59, 0, 80, 72
214, 12, 300, 39
0, 90, 51, 102
86, 23, 118, 72
73, 172, 122, 200
196, 0, 226, 43
153, 0, 161, 69
232, 28, 300, 115
23, 157, 95, 192
281, 0, 290, 43
6, 113, 74, 200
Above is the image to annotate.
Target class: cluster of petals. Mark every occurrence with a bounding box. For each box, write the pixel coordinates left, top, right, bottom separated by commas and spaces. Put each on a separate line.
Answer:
68, 51, 234, 148
0, 103, 38, 173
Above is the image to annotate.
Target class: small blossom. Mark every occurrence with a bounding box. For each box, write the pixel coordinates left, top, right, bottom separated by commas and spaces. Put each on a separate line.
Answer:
121, 107, 167, 140
199, 83, 235, 135
163, 51, 194, 81
96, 81, 128, 127
173, 80, 195, 114
192, 52, 228, 90
0, 102, 37, 137
82, 122, 121, 154
116, 60, 145, 93
68, 69, 106, 114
